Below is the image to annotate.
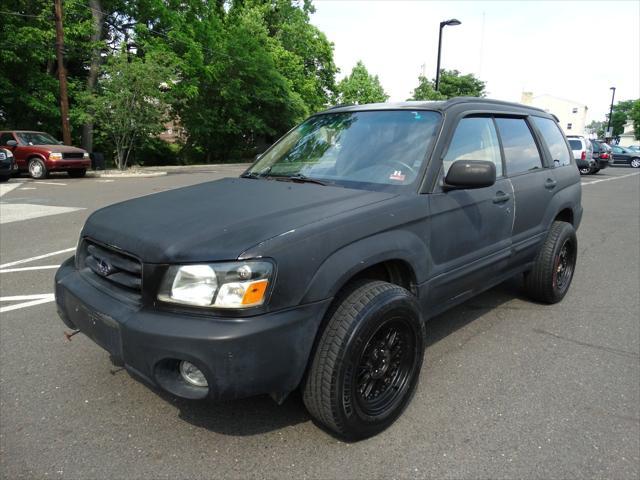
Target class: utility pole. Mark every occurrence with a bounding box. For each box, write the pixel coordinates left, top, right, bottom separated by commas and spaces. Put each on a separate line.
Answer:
606, 86, 616, 142
435, 19, 461, 92
54, 0, 72, 145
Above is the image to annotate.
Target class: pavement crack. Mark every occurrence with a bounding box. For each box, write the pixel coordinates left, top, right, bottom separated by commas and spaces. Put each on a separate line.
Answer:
532, 328, 640, 360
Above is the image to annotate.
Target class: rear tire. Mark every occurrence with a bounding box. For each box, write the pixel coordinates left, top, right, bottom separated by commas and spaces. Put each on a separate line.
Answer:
28, 158, 48, 179
590, 167, 600, 174
303, 281, 425, 440
67, 168, 86, 178
578, 167, 591, 175
0, 175, 9, 183
630, 158, 640, 168
524, 221, 577, 304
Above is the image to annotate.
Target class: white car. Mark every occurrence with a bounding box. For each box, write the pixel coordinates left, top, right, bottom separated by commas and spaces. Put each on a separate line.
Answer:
566, 135, 595, 174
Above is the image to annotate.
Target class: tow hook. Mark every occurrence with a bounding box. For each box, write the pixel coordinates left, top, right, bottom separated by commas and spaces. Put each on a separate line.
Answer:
64, 330, 80, 341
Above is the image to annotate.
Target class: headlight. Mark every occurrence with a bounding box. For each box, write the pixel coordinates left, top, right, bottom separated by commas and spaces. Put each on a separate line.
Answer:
49, 152, 63, 160
157, 261, 273, 309
5, 150, 12, 158
83, 152, 89, 158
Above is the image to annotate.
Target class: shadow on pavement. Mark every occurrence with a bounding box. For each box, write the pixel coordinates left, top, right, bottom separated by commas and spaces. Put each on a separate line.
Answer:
157, 277, 529, 437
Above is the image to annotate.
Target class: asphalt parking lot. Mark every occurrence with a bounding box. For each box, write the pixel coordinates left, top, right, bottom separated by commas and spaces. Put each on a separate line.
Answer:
1, 165, 638, 479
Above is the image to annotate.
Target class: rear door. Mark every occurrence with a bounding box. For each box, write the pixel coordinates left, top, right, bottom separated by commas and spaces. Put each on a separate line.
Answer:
494, 117, 551, 265
427, 116, 514, 306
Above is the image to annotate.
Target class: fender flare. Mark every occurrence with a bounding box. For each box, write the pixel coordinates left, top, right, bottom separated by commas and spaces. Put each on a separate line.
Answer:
300, 229, 431, 305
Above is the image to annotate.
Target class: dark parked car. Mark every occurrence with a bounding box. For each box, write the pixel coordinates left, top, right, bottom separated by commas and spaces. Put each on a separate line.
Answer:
55, 98, 582, 440
0, 130, 90, 179
0, 147, 18, 182
590, 140, 613, 173
611, 145, 640, 168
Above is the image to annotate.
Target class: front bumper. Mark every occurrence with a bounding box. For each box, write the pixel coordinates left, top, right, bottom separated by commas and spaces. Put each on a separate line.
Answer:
46, 159, 91, 170
55, 257, 330, 402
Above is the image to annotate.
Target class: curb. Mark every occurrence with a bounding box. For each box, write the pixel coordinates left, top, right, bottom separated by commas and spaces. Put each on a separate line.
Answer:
86, 171, 168, 178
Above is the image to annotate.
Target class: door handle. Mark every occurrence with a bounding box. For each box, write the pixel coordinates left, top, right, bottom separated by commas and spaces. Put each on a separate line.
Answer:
545, 178, 557, 189
493, 191, 510, 204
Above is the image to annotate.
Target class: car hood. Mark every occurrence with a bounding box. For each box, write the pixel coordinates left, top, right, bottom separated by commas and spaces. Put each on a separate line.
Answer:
28, 144, 86, 153
82, 177, 398, 263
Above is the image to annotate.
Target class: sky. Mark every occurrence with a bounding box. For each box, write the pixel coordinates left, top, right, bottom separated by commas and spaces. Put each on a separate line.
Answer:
311, 0, 640, 122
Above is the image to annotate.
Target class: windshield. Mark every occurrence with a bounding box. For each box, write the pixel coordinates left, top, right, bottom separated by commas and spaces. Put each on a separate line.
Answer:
246, 110, 441, 191
17, 132, 59, 145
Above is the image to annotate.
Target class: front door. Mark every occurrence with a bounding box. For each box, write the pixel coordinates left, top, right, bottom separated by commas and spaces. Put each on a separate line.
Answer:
427, 116, 514, 307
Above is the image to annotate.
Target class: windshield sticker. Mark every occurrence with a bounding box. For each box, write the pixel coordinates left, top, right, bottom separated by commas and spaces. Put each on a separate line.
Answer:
389, 170, 406, 181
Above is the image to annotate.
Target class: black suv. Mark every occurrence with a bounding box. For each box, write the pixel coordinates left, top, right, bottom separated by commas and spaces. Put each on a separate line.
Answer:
55, 98, 582, 440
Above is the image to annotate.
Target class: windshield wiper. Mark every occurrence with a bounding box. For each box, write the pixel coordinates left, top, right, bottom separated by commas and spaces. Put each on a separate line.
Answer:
240, 166, 272, 179
274, 174, 327, 186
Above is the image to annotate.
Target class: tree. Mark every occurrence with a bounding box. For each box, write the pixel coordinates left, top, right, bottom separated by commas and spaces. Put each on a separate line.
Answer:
629, 100, 640, 141
90, 51, 176, 169
410, 69, 486, 100
336, 61, 388, 105
585, 120, 605, 139
608, 100, 635, 137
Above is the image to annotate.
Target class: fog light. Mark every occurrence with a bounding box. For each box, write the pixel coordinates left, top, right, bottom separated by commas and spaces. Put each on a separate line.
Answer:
179, 360, 208, 387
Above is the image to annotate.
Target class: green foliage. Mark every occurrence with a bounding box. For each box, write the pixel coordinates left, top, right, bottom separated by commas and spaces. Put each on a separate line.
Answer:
608, 100, 635, 137
89, 50, 176, 169
336, 61, 388, 105
586, 120, 605, 139
629, 100, 640, 141
410, 69, 486, 101
0, 0, 95, 138
0, 0, 339, 163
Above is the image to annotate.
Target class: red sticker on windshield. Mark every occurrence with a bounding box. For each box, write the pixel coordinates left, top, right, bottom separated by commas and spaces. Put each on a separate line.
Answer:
389, 170, 405, 181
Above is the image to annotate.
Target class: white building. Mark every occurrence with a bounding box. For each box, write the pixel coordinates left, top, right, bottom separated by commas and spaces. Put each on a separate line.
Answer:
521, 92, 588, 135
618, 120, 637, 147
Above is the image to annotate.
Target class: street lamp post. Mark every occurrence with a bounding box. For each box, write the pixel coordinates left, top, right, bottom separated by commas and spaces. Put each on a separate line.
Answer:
435, 18, 461, 92
606, 86, 616, 141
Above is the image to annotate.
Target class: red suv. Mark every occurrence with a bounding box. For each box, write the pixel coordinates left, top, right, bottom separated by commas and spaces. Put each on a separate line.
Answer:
0, 130, 90, 179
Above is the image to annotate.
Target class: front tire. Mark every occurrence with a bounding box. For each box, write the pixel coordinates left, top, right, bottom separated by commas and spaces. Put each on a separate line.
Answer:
28, 158, 48, 179
630, 158, 640, 168
303, 281, 425, 440
524, 221, 577, 304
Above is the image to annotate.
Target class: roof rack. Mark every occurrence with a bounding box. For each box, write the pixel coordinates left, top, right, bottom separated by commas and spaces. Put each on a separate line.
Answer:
443, 97, 548, 114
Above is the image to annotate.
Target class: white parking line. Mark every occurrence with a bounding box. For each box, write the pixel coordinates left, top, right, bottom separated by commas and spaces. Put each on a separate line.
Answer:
0, 247, 75, 269
0, 294, 55, 313
582, 172, 640, 186
35, 181, 67, 186
0, 265, 60, 274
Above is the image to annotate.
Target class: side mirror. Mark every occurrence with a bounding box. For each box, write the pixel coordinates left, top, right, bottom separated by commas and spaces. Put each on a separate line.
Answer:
444, 160, 496, 190
6, 140, 17, 147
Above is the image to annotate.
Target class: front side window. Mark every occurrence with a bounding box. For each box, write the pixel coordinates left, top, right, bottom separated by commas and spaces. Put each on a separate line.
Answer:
495, 118, 542, 175
531, 117, 572, 167
443, 117, 502, 177
246, 110, 441, 191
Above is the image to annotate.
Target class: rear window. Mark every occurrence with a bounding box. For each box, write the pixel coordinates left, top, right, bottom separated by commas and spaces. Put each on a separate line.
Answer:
532, 117, 572, 167
568, 139, 582, 150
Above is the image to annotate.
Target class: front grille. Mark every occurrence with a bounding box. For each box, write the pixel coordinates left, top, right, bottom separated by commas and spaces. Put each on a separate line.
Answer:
80, 240, 142, 297
63, 152, 84, 159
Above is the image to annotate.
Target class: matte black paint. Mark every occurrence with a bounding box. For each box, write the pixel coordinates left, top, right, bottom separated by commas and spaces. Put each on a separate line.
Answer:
55, 97, 583, 403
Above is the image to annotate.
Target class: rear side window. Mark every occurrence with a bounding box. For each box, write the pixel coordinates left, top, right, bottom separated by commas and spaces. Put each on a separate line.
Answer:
568, 139, 582, 150
443, 117, 502, 177
495, 118, 542, 175
532, 117, 572, 167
